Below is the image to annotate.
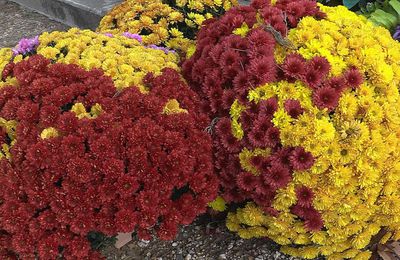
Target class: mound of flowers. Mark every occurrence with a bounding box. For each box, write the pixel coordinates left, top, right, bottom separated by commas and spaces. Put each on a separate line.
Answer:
1, 28, 179, 92
97, 0, 238, 55
184, 0, 400, 258
182, 0, 325, 117
0, 55, 218, 259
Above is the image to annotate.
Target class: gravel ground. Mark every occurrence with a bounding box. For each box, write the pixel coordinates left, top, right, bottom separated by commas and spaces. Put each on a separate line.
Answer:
0, 1, 293, 259
0, 0, 69, 48
101, 217, 294, 260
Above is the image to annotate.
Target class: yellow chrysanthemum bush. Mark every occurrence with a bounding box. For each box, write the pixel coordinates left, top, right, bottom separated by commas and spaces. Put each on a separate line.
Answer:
183, 0, 400, 258
1, 28, 179, 92
97, 0, 238, 55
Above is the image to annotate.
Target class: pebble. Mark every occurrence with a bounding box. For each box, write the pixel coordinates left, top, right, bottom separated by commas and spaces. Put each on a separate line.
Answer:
137, 240, 150, 248
172, 242, 178, 247
218, 254, 227, 260
185, 254, 192, 260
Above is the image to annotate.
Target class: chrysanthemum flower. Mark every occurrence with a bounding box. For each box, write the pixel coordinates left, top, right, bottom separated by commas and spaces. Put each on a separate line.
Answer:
284, 99, 304, 119
312, 86, 340, 111
282, 53, 306, 80
264, 163, 292, 189
295, 186, 314, 208
344, 67, 364, 88
289, 147, 315, 171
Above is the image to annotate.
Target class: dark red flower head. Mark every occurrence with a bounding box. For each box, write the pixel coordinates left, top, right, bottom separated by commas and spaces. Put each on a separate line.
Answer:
220, 50, 241, 68
344, 67, 363, 88
284, 99, 304, 119
259, 97, 278, 118
282, 53, 306, 80
305, 69, 324, 89
295, 186, 314, 208
248, 28, 276, 48
264, 162, 292, 189
313, 86, 340, 111
265, 126, 281, 147
289, 147, 315, 171
326, 76, 347, 93
309, 56, 330, 77
250, 155, 264, 168
250, 0, 271, 9
249, 57, 277, 84
303, 207, 324, 231
237, 172, 257, 191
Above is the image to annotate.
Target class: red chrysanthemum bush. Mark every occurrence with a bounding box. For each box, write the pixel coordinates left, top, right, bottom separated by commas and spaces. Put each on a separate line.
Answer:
0, 55, 218, 259
182, 0, 324, 117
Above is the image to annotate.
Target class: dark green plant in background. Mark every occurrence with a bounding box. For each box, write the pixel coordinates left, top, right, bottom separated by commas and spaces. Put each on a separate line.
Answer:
360, 0, 400, 32
317, 0, 360, 9
87, 232, 117, 251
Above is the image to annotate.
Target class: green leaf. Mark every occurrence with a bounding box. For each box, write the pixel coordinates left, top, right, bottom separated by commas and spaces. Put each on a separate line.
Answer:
343, 0, 361, 8
369, 16, 383, 26
389, 0, 400, 16
370, 9, 398, 29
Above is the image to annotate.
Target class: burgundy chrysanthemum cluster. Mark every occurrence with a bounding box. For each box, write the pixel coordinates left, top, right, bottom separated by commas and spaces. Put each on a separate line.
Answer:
0, 55, 218, 259
281, 53, 363, 111
182, 0, 324, 117
213, 97, 323, 229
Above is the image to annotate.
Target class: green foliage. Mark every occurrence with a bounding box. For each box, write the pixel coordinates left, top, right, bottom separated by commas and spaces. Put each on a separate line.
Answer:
360, 0, 400, 31
87, 232, 117, 250
317, 0, 362, 9
343, 0, 362, 8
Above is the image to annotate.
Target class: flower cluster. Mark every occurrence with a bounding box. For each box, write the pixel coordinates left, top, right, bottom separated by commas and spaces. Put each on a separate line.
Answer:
97, 0, 238, 55
0, 48, 12, 80
186, 1, 400, 259
12, 36, 39, 56
0, 55, 218, 259
0, 28, 179, 92
182, 0, 324, 117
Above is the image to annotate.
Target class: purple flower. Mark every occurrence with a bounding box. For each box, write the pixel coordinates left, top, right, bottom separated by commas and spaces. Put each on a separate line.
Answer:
393, 26, 400, 41
12, 36, 39, 56
122, 32, 143, 43
104, 33, 114, 38
147, 44, 176, 54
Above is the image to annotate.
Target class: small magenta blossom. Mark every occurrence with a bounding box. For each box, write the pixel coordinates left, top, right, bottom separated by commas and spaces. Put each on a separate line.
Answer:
147, 44, 175, 54
122, 32, 143, 43
104, 33, 114, 38
12, 36, 39, 56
